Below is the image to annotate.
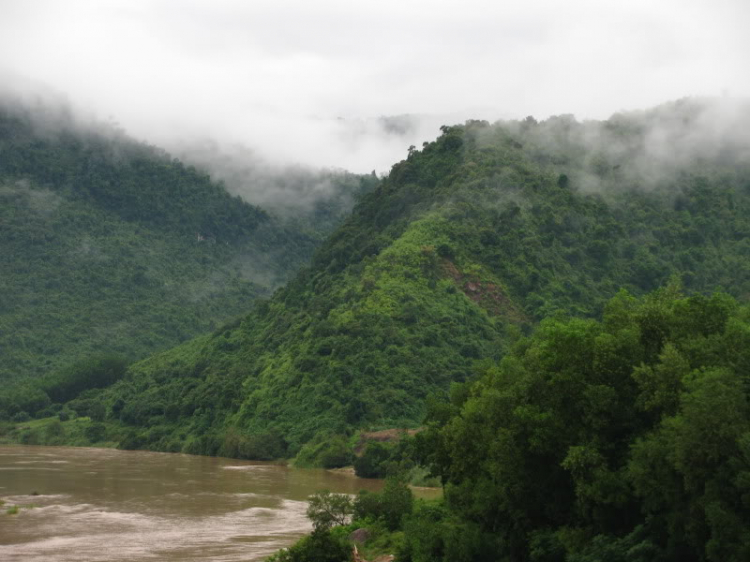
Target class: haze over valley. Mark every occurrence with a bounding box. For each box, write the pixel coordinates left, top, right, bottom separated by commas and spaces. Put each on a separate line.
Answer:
1, 2, 750, 562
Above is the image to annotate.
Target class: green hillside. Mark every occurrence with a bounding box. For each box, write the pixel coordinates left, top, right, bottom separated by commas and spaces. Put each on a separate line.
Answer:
401, 287, 750, 562
4, 96, 750, 559
273, 288, 750, 562
18, 97, 742, 455
0, 99, 374, 385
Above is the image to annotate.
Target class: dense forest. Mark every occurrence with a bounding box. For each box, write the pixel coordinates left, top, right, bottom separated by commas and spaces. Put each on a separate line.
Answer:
2, 97, 749, 560
273, 288, 750, 562
0, 96, 375, 387
18, 98, 748, 447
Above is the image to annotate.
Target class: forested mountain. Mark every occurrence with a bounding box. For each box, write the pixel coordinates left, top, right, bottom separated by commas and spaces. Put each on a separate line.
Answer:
14, 97, 741, 453
0, 97, 375, 384
4, 97, 750, 560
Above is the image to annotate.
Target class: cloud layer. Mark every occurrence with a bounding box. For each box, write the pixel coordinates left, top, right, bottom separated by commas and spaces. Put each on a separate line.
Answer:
1, 0, 748, 172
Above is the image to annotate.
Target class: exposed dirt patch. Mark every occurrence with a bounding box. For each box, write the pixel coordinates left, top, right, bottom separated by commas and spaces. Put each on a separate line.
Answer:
355, 428, 421, 455
326, 466, 357, 477
441, 259, 528, 323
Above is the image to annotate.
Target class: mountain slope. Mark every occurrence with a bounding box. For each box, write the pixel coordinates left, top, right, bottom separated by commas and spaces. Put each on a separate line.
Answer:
0, 98, 374, 384
74, 98, 750, 456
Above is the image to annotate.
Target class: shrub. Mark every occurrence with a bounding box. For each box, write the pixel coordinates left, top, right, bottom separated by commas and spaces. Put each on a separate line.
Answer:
306, 490, 353, 531
353, 477, 414, 531
269, 529, 350, 562
12, 411, 31, 423
354, 442, 392, 478
45, 419, 65, 441
219, 427, 288, 460
85, 422, 106, 443
295, 433, 352, 468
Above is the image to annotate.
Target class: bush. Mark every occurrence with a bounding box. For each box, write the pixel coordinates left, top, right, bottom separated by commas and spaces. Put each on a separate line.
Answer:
219, 427, 288, 460
12, 411, 31, 423
45, 419, 65, 441
354, 442, 392, 478
319, 436, 354, 468
295, 433, 352, 468
380, 477, 414, 531
269, 529, 350, 562
85, 422, 106, 443
306, 490, 353, 531
354, 490, 383, 521
19, 428, 40, 445
353, 477, 414, 531
41, 354, 128, 404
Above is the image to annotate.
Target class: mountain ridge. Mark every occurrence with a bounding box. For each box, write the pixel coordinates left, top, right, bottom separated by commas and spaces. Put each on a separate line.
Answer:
55, 97, 750, 457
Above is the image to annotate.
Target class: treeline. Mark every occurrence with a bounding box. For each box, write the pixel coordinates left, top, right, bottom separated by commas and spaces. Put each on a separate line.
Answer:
0, 354, 127, 421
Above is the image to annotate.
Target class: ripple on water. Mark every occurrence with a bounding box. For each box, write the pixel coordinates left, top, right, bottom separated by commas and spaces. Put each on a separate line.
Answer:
0, 446, 372, 562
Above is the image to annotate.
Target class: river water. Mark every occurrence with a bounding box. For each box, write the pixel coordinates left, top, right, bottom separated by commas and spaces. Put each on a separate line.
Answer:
0, 446, 390, 562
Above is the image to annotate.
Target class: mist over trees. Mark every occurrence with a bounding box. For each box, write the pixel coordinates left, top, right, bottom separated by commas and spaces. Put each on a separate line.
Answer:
0, 94, 375, 388
3, 96, 750, 561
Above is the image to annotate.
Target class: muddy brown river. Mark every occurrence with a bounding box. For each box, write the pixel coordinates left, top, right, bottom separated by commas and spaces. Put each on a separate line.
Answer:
0, 446, 393, 561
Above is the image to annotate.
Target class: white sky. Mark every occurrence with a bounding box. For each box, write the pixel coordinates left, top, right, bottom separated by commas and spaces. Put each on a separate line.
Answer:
1, 0, 748, 172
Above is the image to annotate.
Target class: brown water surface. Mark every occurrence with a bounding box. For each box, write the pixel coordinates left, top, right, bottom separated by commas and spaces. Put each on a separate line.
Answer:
0, 446, 387, 561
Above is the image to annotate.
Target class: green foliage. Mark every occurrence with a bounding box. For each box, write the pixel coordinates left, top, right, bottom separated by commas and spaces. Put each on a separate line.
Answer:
218, 427, 288, 460
380, 477, 414, 531
352, 476, 414, 531
398, 502, 496, 562
0, 100, 372, 395
84, 422, 107, 443
44, 419, 65, 443
295, 433, 353, 468
416, 289, 750, 561
565, 527, 659, 562
268, 529, 350, 562
42, 355, 128, 404
354, 442, 393, 478
64, 98, 750, 460
306, 490, 354, 532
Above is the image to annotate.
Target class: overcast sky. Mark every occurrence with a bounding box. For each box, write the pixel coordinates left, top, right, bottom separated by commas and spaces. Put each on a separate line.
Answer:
1, 0, 748, 172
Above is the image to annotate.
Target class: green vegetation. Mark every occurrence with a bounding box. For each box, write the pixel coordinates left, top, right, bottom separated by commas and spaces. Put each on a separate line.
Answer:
306, 490, 354, 531
272, 478, 417, 562
0, 98, 374, 415
295, 433, 354, 468
268, 529, 352, 562
4, 97, 750, 559
34, 98, 746, 459
405, 287, 750, 561
275, 288, 750, 561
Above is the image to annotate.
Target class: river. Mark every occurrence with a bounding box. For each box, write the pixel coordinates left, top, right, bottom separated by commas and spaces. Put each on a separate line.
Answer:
0, 445, 398, 562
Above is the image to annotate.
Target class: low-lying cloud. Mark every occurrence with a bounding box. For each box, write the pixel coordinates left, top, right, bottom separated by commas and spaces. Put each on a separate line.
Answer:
1, 0, 748, 173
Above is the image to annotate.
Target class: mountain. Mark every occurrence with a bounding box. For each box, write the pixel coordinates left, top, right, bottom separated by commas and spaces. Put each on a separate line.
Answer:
5, 96, 750, 562
31, 97, 743, 457
0, 96, 375, 386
